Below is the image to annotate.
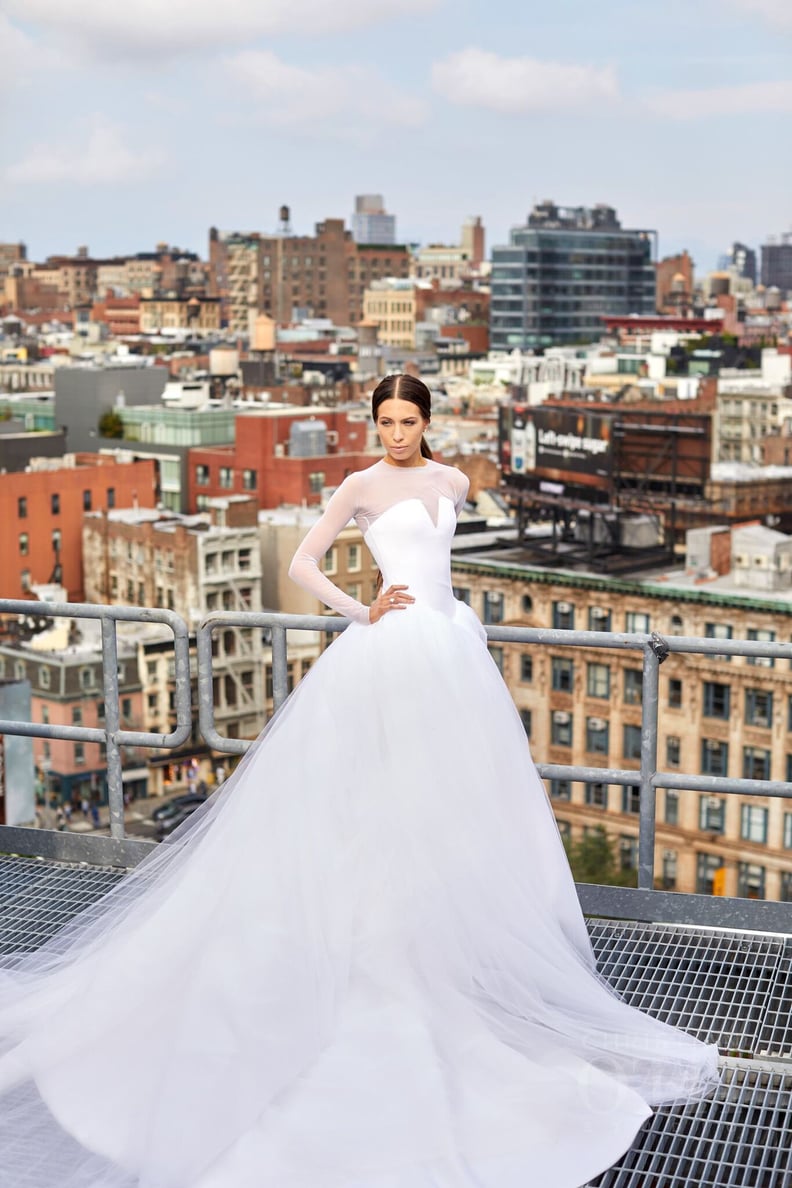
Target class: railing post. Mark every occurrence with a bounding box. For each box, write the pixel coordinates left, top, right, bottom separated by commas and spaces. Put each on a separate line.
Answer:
100, 615, 125, 840
638, 639, 661, 890
271, 624, 289, 712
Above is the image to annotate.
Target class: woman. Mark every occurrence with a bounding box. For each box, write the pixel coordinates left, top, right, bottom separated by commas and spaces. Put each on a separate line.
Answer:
0, 374, 718, 1188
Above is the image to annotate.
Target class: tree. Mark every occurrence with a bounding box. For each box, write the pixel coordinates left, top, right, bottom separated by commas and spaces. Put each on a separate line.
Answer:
563, 825, 638, 888
98, 409, 124, 438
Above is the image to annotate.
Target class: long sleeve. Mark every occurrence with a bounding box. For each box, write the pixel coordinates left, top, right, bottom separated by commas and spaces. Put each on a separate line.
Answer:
288, 475, 371, 624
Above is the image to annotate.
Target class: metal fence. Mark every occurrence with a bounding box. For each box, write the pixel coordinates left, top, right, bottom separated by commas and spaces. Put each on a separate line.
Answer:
2, 599, 792, 933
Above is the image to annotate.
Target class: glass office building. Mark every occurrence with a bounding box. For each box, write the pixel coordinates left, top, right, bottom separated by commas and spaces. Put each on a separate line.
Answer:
490, 202, 657, 350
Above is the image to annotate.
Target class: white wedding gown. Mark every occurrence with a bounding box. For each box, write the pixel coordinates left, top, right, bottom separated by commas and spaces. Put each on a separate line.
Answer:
0, 459, 719, 1188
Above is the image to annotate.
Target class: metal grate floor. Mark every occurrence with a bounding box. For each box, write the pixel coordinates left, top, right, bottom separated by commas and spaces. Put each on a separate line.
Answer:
1, 856, 791, 1186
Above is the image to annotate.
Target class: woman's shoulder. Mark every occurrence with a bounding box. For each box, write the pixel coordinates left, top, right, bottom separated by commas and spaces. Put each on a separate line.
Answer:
428, 458, 469, 490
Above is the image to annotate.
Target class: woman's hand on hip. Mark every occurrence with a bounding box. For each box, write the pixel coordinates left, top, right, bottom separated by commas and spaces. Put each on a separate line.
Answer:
368, 584, 414, 624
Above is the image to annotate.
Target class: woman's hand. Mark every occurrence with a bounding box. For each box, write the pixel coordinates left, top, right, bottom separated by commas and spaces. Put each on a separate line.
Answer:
368, 584, 414, 624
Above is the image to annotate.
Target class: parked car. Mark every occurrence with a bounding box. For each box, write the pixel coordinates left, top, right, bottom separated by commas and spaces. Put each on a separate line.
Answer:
151, 793, 207, 823
155, 799, 206, 839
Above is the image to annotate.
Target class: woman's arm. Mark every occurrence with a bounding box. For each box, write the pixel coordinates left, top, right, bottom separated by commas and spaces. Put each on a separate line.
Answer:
287, 476, 371, 623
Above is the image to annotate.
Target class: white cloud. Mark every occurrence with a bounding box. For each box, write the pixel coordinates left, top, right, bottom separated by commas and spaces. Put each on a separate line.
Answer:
225, 50, 426, 131
5, 120, 163, 186
2, 0, 441, 57
647, 79, 792, 120
726, 0, 792, 32
431, 48, 619, 114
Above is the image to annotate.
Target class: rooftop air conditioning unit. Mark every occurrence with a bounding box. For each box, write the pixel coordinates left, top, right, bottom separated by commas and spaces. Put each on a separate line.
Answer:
588, 718, 607, 732
554, 711, 571, 725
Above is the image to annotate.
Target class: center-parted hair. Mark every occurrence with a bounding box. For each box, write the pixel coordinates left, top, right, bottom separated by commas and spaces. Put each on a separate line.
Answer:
371, 373, 433, 459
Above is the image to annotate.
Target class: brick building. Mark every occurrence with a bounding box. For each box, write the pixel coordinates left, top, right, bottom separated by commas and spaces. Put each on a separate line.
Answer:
209, 220, 411, 333
450, 543, 792, 902
188, 406, 374, 511
2, 454, 158, 601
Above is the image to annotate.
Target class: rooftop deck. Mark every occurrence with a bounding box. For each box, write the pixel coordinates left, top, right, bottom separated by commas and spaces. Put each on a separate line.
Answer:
1, 850, 790, 1186
2, 599, 792, 1183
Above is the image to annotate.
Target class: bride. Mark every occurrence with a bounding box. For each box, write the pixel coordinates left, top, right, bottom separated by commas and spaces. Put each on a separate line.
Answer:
0, 373, 718, 1188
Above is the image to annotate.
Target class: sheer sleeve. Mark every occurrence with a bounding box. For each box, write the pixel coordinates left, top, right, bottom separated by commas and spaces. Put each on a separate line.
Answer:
288, 475, 371, 624
450, 468, 470, 516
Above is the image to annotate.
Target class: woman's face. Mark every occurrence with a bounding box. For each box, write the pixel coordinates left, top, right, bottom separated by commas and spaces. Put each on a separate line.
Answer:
375, 397, 429, 467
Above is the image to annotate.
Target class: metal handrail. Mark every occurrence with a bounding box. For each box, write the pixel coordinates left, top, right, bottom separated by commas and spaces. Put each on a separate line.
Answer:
2, 600, 792, 932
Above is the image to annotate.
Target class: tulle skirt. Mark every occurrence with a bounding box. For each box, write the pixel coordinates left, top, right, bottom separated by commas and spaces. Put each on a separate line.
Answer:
0, 602, 719, 1187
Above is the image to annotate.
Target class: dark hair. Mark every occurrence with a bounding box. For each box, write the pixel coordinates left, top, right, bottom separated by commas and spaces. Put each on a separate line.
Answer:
371, 373, 433, 459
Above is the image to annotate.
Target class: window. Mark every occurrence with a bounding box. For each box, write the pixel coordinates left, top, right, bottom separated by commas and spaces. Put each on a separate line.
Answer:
701, 739, 729, 776
662, 849, 678, 889
219, 467, 234, 489
588, 606, 611, 631
107, 487, 115, 508
549, 779, 571, 800
520, 654, 533, 682
668, 678, 682, 708
669, 614, 684, 635
551, 657, 574, 692
623, 668, 643, 706
453, 586, 471, 605
703, 681, 730, 719
552, 601, 575, 630
52, 529, 61, 553
737, 862, 765, 899
38, 665, 50, 689
19, 533, 29, 555
74, 743, 85, 765
519, 708, 532, 737
665, 789, 679, 826
121, 697, 132, 721
72, 705, 83, 725
696, 852, 723, 894
705, 621, 732, 662
747, 627, 775, 668
586, 662, 609, 698
622, 785, 641, 814
51, 493, 60, 515
740, 804, 768, 844
483, 591, 504, 623
322, 547, 337, 576
743, 746, 771, 781
551, 711, 573, 747
666, 736, 680, 767
625, 611, 650, 633
17, 496, 27, 518
347, 543, 361, 572
623, 724, 642, 761
779, 811, 792, 852
619, 835, 638, 870
308, 471, 325, 494
83, 489, 92, 511
521, 594, 533, 614
242, 468, 257, 491
196, 464, 210, 486
781, 872, 792, 903
488, 646, 504, 674
20, 569, 30, 592
585, 781, 608, 808
699, 795, 726, 832
80, 667, 96, 691
745, 688, 772, 728
41, 705, 49, 725
585, 717, 609, 755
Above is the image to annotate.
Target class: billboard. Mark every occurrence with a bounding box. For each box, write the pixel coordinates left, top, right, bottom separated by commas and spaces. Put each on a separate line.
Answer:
499, 405, 612, 486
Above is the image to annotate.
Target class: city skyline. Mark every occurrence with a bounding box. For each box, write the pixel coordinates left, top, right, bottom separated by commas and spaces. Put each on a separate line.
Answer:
1, 0, 790, 270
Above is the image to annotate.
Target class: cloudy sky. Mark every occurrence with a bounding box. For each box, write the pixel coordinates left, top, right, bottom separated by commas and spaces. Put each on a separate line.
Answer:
1, 0, 789, 272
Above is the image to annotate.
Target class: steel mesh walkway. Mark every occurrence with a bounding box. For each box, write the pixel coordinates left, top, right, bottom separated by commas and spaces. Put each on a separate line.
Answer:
1, 854, 790, 1185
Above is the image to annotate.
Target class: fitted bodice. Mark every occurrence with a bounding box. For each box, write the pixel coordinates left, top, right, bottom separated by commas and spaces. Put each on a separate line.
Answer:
365, 496, 458, 616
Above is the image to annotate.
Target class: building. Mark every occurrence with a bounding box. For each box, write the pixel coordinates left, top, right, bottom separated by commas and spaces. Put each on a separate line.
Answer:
450, 530, 792, 902
351, 194, 396, 245
54, 362, 167, 454
413, 217, 486, 283
730, 242, 757, 285
188, 405, 374, 511
82, 498, 268, 743
0, 679, 34, 825
490, 201, 656, 350
714, 349, 792, 465
209, 221, 411, 334
139, 295, 221, 335
760, 232, 792, 296
656, 251, 694, 315
363, 279, 490, 351
2, 453, 157, 601
0, 624, 147, 808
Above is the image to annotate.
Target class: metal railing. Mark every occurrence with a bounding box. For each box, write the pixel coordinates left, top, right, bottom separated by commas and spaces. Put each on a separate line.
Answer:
2, 599, 792, 932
